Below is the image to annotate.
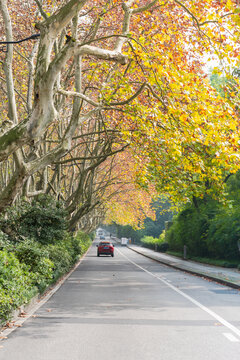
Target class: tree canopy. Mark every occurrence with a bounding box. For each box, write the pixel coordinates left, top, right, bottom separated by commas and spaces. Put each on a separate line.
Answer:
0, 0, 240, 230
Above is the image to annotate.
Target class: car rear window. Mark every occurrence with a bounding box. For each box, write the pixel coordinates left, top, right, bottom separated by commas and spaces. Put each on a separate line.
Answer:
99, 242, 110, 245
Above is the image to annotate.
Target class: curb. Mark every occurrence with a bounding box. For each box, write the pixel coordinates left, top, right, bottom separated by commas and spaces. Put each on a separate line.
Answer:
128, 246, 240, 291
0, 245, 92, 338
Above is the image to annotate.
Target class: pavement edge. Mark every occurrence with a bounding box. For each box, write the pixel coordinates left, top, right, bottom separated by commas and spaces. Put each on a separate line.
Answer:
128, 245, 240, 290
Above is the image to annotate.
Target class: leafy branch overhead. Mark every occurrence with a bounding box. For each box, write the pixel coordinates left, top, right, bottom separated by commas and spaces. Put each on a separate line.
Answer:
0, 0, 240, 229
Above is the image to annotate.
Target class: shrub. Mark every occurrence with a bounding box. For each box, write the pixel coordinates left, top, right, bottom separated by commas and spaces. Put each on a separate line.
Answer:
46, 244, 72, 280
0, 195, 68, 245
0, 250, 37, 321
14, 239, 49, 269
0, 230, 12, 251
13, 240, 54, 292
165, 196, 240, 262
159, 230, 165, 242
222, 262, 238, 268
140, 232, 169, 252
0, 230, 9, 243
158, 242, 169, 252
207, 207, 240, 260
165, 220, 183, 252
46, 232, 91, 282
165, 201, 218, 257
140, 236, 158, 249
18, 196, 68, 244
59, 233, 80, 262
75, 231, 92, 254
0, 229, 92, 323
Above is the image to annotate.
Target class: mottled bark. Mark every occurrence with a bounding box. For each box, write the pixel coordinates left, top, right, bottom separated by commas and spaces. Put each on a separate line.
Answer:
0, 0, 157, 227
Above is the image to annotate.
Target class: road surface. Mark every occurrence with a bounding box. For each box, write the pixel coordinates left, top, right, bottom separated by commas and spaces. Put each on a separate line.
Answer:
0, 240, 240, 360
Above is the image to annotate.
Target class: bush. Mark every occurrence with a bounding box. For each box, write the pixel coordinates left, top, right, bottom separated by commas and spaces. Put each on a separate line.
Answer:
46, 244, 72, 281
165, 196, 240, 262
140, 236, 158, 250
14, 239, 49, 270
59, 233, 80, 262
13, 239, 54, 292
165, 200, 219, 258
0, 230, 12, 251
0, 196, 92, 323
0, 195, 67, 245
207, 207, 240, 260
18, 196, 68, 244
222, 262, 238, 268
46, 231, 91, 282
140, 232, 169, 252
75, 231, 92, 254
0, 250, 37, 321
158, 242, 169, 252
0, 230, 9, 243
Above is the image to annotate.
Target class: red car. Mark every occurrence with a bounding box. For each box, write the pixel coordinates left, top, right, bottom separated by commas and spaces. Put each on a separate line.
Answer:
97, 241, 114, 257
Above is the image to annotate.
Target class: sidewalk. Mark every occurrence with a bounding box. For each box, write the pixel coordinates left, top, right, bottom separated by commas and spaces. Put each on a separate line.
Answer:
128, 244, 240, 290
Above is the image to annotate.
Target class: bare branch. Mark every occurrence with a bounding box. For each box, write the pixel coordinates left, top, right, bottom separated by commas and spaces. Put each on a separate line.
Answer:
76, 44, 128, 65
58, 88, 100, 107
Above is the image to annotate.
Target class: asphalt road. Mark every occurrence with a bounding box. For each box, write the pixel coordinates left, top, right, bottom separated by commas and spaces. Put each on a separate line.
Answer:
0, 239, 240, 360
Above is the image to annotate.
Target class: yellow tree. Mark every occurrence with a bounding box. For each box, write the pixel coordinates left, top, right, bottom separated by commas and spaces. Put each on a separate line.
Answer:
0, 0, 240, 228
101, 0, 240, 207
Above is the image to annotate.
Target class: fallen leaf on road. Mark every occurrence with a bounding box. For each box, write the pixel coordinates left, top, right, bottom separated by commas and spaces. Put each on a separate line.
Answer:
15, 324, 22, 327
46, 309, 52, 312
5, 322, 13, 328
19, 312, 27, 317
0, 346, 4, 349
0, 336, 7, 340
32, 315, 37, 318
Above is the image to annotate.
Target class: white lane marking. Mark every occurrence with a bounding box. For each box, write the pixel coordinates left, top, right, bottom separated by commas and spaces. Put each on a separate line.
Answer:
223, 333, 240, 342
117, 248, 240, 339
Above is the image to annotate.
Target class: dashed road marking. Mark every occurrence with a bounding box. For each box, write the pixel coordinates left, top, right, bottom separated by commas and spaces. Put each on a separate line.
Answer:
223, 333, 239, 342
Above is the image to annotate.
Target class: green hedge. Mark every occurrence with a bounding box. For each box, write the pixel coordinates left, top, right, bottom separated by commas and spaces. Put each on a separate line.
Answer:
140, 232, 169, 252
0, 232, 91, 323
0, 250, 38, 322
0, 196, 92, 323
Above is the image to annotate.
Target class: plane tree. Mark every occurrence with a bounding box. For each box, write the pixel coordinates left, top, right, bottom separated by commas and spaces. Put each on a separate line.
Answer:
0, 0, 240, 229
0, 0, 158, 220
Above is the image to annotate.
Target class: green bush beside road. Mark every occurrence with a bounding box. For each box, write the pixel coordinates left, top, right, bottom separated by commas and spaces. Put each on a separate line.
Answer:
0, 250, 38, 322
164, 187, 240, 266
0, 197, 92, 324
140, 232, 169, 252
